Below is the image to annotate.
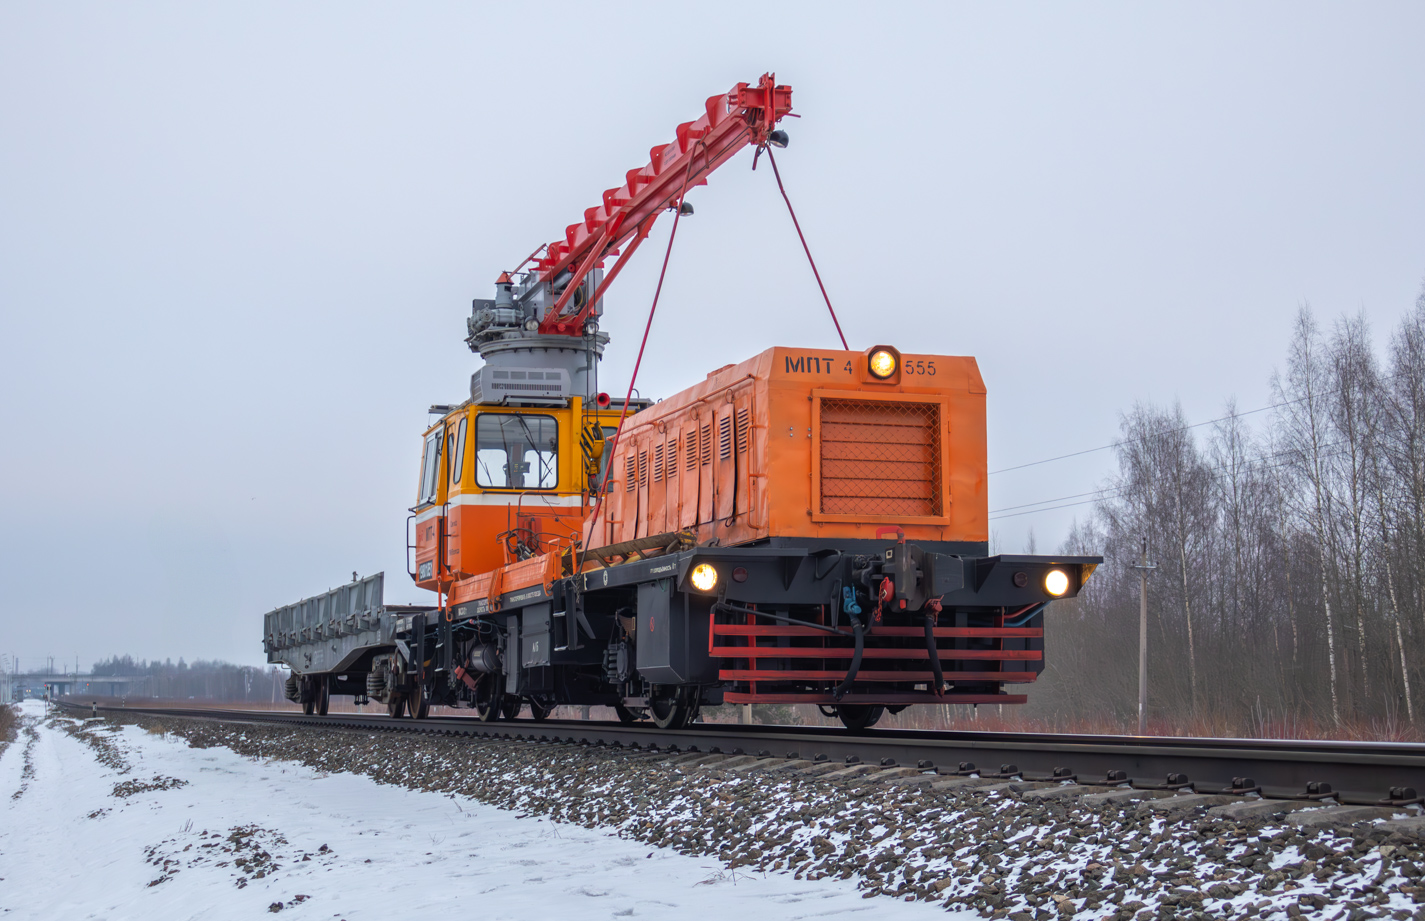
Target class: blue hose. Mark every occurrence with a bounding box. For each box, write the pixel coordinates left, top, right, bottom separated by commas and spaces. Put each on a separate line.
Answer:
1004, 602, 1049, 628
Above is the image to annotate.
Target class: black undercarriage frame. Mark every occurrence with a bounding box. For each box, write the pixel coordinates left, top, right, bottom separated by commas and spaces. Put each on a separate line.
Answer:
394, 539, 1100, 729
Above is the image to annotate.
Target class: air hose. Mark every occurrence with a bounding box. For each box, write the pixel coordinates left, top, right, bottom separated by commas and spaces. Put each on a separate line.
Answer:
834, 610, 864, 701
924, 613, 945, 695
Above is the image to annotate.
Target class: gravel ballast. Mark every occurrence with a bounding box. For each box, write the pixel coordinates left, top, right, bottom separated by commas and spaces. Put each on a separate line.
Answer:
105, 713, 1425, 919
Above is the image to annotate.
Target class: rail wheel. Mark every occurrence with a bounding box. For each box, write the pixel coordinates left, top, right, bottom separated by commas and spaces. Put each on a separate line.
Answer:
529, 697, 556, 721
500, 696, 523, 720
409, 684, 430, 720
301, 678, 315, 716
387, 692, 407, 719
316, 679, 330, 716
836, 704, 885, 731
612, 702, 639, 724
649, 688, 695, 730
473, 677, 501, 722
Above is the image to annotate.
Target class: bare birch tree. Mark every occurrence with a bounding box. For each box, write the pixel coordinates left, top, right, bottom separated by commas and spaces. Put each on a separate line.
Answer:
1273, 308, 1343, 723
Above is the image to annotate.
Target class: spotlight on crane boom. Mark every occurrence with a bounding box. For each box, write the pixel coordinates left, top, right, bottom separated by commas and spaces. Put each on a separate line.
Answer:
768, 129, 789, 148
678, 201, 694, 216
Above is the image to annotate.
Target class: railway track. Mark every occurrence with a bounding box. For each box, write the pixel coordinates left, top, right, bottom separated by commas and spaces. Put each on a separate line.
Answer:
58, 699, 1425, 809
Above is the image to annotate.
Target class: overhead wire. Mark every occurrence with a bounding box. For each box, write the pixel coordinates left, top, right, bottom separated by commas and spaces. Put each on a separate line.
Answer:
988, 438, 1351, 521
990, 489, 1109, 515
990, 497, 1106, 521
989, 399, 1303, 476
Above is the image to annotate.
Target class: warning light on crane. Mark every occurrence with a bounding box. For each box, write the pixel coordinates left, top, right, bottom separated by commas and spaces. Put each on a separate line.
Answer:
868, 349, 897, 379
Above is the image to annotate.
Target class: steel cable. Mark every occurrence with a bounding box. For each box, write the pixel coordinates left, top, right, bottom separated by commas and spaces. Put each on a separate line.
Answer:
765, 147, 849, 351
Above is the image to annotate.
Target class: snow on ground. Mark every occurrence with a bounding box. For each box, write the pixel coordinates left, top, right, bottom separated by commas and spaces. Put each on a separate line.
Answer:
0, 702, 952, 920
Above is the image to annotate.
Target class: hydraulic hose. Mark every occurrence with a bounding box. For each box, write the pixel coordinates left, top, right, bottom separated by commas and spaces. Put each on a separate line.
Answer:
924, 613, 945, 696
1004, 602, 1048, 628
833, 610, 864, 701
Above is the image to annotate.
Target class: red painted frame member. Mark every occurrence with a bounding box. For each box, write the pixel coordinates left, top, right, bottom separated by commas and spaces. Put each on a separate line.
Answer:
526, 74, 794, 336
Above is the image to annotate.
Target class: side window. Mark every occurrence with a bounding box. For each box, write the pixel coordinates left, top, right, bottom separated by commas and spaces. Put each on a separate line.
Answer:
418, 428, 443, 505
595, 426, 619, 493
450, 417, 467, 485
474, 414, 559, 490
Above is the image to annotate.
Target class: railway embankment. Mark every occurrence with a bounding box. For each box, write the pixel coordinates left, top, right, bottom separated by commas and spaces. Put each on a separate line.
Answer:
3, 701, 931, 920
105, 709, 1425, 919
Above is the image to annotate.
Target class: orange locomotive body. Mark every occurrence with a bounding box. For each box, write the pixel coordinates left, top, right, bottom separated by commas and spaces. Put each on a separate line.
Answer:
588, 345, 986, 552
263, 74, 1099, 729
390, 343, 1095, 730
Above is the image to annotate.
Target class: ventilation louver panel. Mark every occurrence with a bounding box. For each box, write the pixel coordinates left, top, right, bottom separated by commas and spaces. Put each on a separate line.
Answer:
818, 398, 943, 518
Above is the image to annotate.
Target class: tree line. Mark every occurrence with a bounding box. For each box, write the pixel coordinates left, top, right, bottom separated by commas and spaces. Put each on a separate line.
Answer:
91, 655, 289, 702
1033, 287, 1425, 736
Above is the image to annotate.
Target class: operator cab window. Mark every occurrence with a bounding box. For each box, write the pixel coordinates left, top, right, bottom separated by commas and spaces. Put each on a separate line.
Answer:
418, 427, 443, 505
592, 425, 619, 493
450, 416, 467, 485
474, 414, 558, 490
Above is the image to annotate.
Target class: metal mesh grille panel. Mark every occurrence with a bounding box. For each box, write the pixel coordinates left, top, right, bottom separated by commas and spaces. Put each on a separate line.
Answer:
819, 398, 943, 517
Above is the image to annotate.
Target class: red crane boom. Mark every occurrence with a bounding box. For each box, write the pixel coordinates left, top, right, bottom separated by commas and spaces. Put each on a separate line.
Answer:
527, 73, 793, 336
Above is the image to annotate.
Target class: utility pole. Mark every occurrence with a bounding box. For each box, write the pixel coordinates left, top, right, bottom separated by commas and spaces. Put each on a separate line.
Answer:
1130, 538, 1157, 735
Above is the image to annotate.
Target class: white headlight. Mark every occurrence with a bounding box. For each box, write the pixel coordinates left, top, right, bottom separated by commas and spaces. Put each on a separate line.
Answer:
690, 563, 718, 592
1044, 569, 1070, 597
868, 349, 897, 379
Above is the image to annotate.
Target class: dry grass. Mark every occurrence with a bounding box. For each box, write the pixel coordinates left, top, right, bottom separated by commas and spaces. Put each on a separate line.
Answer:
0, 703, 16, 744
874, 704, 1425, 742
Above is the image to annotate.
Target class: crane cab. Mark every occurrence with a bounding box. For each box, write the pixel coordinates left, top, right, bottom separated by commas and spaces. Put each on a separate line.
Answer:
411, 396, 632, 594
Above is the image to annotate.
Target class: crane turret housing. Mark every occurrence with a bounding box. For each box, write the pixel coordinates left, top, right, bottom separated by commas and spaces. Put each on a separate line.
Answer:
466, 268, 608, 405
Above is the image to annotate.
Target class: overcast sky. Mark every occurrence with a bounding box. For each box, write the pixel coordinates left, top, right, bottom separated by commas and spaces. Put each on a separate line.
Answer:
2, 3, 1422, 670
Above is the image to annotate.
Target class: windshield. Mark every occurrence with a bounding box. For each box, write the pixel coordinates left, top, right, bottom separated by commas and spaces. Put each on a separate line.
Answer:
474, 414, 558, 490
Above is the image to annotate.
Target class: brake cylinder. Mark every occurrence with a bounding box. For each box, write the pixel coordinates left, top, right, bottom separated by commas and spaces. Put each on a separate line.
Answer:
467, 644, 501, 674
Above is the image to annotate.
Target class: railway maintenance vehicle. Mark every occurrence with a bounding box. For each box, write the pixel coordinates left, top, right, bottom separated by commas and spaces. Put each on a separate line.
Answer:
264, 74, 1100, 730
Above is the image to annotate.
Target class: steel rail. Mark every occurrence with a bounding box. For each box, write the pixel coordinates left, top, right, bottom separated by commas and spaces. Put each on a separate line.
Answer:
57, 701, 1425, 805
